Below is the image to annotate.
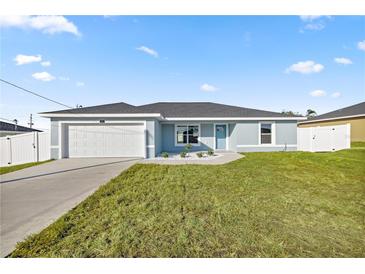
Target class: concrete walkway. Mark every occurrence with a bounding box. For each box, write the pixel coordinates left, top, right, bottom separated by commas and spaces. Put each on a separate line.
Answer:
141, 152, 243, 165
0, 157, 139, 257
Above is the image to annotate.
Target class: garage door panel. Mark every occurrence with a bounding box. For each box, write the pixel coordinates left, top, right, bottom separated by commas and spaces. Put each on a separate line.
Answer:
68, 124, 145, 157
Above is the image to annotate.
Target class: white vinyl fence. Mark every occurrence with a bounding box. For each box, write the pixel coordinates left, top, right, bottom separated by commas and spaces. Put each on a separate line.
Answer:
297, 124, 351, 152
0, 131, 50, 167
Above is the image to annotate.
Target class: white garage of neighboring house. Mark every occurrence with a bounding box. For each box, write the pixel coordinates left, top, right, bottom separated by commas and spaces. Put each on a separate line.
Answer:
41, 102, 307, 159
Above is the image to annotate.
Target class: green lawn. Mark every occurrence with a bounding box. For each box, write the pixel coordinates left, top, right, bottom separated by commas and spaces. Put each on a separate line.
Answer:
0, 160, 53, 175
10, 149, 365, 258
351, 142, 365, 148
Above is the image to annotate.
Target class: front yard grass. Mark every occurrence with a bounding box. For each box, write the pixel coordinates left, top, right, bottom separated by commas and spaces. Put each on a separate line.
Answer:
351, 141, 365, 148
10, 149, 365, 257
0, 160, 53, 175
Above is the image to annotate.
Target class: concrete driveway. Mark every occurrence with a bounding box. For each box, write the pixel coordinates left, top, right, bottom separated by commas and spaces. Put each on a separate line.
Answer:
0, 157, 140, 257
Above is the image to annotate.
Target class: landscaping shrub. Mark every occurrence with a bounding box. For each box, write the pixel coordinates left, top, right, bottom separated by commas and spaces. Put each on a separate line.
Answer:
180, 151, 187, 158
185, 143, 192, 152
161, 152, 169, 158
207, 149, 214, 156
196, 152, 204, 158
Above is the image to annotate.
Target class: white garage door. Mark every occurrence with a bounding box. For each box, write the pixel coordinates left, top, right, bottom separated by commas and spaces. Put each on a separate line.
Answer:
68, 124, 145, 157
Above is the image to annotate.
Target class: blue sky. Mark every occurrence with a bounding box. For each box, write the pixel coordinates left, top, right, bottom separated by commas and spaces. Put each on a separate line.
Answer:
1, 15, 364, 129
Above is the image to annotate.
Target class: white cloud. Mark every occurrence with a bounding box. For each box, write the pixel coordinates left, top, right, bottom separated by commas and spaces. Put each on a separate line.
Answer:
310, 90, 326, 97
358, 40, 365, 51
76, 81, 85, 87
331, 92, 341, 98
304, 23, 325, 31
300, 16, 324, 22
32, 71, 55, 82
286, 61, 324, 74
334, 57, 352, 65
103, 16, 119, 21
0, 15, 80, 36
136, 46, 159, 58
59, 76, 70, 81
200, 83, 218, 92
41, 61, 51, 67
299, 16, 331, 32
14, 54, 42, 65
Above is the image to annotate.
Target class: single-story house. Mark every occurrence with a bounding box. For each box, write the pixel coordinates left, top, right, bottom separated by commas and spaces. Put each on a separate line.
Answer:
0, 121, 41, 137
40, 102, 306, 159
298, 101, 365, 142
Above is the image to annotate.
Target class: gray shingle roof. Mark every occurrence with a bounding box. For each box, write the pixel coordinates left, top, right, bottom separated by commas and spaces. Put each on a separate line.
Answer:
0, 121, 41, 132
41, 102, 140, 114
137, 102, 301, 117
41, 101, 302, 118
300, 101, 365, 123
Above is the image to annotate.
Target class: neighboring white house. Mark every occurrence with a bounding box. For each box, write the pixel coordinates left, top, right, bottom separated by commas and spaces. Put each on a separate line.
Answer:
0, 121, 41, 137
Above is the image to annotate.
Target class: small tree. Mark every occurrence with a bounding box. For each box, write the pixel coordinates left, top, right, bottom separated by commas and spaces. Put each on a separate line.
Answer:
306, 109, 317, 117
281, 110, 301, 116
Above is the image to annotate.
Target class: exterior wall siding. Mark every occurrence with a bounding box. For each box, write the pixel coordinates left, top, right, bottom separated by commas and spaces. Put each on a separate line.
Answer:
275, 121, 297, 145
231, 121, 297, 152
229, 122, 258, 151
50, 120, 59, 146
51, 147, 59, 159
236, 146, 297, 152
154, 120, 162, 155
49, 117, 300, 159
146, 120, 155, 158
160, 123, 215, 153
161, 120, 298, 154
298, 117, 365, 142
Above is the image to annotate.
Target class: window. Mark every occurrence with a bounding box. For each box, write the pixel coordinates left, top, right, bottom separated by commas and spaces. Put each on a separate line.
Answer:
260, 123, 272, 144
175, 124, 199, 145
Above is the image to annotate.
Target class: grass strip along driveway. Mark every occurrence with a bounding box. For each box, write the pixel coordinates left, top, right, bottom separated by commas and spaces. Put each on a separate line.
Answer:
0, 160, 53, 175
10, 149, 365, 257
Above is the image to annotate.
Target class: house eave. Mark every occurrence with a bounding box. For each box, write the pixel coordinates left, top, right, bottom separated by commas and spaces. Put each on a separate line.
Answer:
39, 113, 164, 119
39, 113, 306, 121
164, 117, 307, 121
298, 114, 365, 124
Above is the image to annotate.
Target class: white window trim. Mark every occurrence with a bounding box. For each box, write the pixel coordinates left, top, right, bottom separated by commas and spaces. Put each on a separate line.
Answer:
174, 123, 201, 146
213, 123, 229, 150
258, 121, 276, 146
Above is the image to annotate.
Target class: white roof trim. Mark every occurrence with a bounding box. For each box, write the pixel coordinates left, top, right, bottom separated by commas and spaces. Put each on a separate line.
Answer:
165, 117, 306, 121
40, 113, 163, 118
40, 113, 306, 121
298, 114, 365, 124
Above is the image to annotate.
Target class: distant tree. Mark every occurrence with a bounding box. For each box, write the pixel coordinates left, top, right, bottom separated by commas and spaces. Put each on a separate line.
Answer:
281, 110, 301, 116
306, 109, 317, 117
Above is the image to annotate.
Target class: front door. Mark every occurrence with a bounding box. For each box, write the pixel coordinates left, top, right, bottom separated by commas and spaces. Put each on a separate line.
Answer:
215, 124, 227, 150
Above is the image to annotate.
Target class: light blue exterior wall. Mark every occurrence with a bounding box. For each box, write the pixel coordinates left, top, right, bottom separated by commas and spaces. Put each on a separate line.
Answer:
275, 121, 297, 145
50, 120, 59, 159
229, 122, 258, 150
233, 120, 298, 152
160, 123, 215, 153
48, 116, 298, 159
146, 120, 155, 158
160, 120, 298, 155
154, 120, 162, 155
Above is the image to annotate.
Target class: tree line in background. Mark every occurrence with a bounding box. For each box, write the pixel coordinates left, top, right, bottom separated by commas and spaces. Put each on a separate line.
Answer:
281, 109, 317, 118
